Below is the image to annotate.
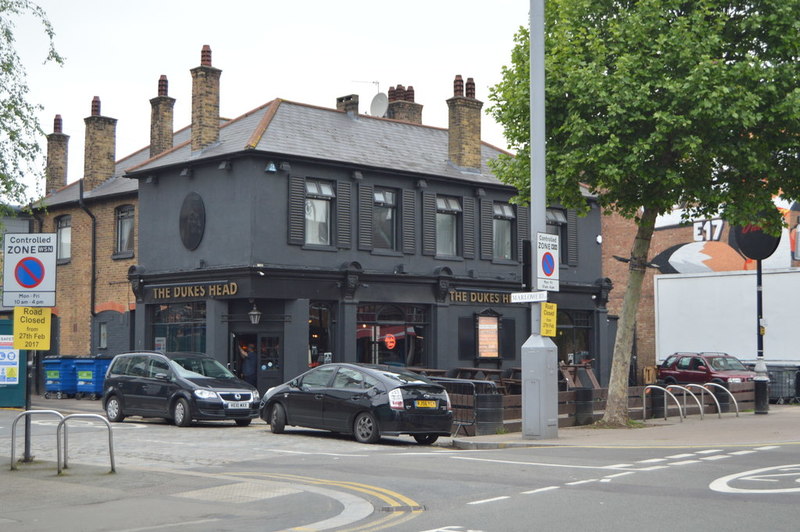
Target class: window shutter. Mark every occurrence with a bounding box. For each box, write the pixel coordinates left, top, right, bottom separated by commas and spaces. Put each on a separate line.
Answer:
358, 183, 373, 251
517, 205, 530, 261
422, 192, 436, 256
480, 199, 493, 260
337, 181, 352, 249
463, 196, 475, 259
402, 189, 416, 255
567, 208, 578, 266
288, 175, 305, 245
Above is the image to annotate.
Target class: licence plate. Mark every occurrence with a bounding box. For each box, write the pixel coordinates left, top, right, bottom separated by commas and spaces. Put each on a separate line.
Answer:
225, 401, 250, 409
415, 400, 437, 408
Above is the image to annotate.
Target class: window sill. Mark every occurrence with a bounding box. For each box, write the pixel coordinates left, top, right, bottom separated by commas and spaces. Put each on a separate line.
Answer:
371, 248, 403, 257
491, 258, 518, 266
434, 255, 464, 262
302, 244, 337, 252
56, 258, 71, 265
112, 251, 135, 260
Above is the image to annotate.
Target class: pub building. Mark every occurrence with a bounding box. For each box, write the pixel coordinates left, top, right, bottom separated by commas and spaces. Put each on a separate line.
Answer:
122, 47, 614, 394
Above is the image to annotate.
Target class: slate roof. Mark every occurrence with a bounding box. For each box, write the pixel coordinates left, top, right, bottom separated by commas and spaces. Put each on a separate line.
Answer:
126, 99, 510, 187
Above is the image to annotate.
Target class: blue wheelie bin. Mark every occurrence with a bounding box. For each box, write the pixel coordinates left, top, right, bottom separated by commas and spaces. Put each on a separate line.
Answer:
42, 356, 78, 399
75, 356, 113, 400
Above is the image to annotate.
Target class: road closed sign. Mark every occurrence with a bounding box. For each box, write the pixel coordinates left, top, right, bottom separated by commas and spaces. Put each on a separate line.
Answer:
3, 233, 57, 307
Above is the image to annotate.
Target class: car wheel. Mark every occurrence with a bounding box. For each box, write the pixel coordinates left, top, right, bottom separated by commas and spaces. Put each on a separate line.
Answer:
353, 412, 380, 444
270, 404, 286, 434
235, 418, 252, 427
664, 377, 677, 386
173, 398, 192, 427
105, 396, 125, 422
413, 434, 439, 445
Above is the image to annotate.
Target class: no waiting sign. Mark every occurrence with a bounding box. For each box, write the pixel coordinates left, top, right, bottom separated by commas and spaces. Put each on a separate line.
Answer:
3, 233, 57, 307
536, 232, 560, 292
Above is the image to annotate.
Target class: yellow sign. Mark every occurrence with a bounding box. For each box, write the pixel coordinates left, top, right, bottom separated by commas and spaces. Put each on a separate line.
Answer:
13, 307, 51, 350
540, 302, 557, 337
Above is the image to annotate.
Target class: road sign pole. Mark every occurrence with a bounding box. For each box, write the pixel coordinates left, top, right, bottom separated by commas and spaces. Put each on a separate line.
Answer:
522, 0, 558, 440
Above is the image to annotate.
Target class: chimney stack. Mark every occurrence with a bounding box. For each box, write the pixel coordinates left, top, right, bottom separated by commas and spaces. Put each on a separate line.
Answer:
387, 84, 423, 124
150, 75, 175, 157
447, 75, 483, 169
336, 94, 359, 115
45, 115, 69, 194
190, 45, 221, 151
83, 96, 117, 191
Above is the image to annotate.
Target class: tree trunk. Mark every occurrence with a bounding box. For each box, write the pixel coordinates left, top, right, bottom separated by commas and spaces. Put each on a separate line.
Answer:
601, 207, 658, 426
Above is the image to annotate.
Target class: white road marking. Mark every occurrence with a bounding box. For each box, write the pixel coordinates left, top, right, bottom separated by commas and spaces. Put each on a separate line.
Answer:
669, 460, 701, 466
666, 453, 695, 459
700, 455, 730, 461
729, 450, 756, 456
696, 449, 723, 454
450, 456, 637, 471
754, 446, 780, 451
566, 479, 597, 486
638, 466, 670, 471
468, 496, 511, 505
604, 472, 634, 479
637, 458, 667, 463
606, 463, 634, 468
521, 486, 560, 494
710, 464, 800, 494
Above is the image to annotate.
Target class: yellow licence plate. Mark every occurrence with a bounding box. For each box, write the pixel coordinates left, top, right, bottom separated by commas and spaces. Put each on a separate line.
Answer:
415, 400, 437, 408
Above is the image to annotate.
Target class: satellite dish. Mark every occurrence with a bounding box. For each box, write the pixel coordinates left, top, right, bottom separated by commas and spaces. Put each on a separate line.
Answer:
369, 92, 388, 117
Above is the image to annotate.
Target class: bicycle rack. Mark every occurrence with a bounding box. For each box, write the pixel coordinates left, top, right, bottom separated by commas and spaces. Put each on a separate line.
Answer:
684, 384, 722, 419
665, 385, 704, 419
700, 382, 740, 417
642, 385, 683, 421
10, 410, 65, 470
57, 414, 116, 474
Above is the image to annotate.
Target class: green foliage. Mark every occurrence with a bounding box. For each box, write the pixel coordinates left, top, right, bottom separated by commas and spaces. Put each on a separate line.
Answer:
0, 0, 63, 208
488, 0, 800, 232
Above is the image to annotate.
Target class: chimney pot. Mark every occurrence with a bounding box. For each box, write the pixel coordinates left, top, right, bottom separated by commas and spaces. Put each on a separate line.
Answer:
405, 86, 415, 102
388, 86, 396, 102
91, 96, 101, 116
453, 75, 464, 97
466, 77, 476, 99
54, 114, 63, 134
201, 44, 212, 66
158, 75, 168, 97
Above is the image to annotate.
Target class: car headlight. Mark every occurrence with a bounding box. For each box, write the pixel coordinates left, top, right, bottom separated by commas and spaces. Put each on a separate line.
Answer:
252, 390, 260, 402
194, 389, 219, 400
728, 378, 742, 383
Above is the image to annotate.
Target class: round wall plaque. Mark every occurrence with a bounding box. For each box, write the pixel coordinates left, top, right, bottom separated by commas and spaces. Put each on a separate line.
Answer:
179, 192, 205, 250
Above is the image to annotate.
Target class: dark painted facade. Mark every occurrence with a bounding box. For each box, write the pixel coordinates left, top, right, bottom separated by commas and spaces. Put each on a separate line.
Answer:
120, 48, 614, 394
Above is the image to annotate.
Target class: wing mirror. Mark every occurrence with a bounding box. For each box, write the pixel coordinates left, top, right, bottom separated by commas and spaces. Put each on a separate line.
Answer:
154, 372, 170, 381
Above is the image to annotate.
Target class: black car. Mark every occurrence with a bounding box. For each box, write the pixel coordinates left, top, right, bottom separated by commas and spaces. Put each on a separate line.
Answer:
102, 351, 260, 427
259, 363, 453, 444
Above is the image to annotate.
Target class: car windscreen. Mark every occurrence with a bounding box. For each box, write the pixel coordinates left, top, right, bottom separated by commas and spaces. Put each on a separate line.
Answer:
170, 357, 237, 379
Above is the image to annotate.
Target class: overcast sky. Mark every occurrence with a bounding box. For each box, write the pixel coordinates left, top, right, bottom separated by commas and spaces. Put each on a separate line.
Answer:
15, 0, 529, 197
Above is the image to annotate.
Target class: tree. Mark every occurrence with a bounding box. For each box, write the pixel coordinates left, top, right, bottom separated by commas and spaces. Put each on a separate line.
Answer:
489, 1, 800, 425
0, 0, 63, 210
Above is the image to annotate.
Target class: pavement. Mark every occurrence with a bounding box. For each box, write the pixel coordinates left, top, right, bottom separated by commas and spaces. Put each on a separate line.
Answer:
17, 394, 800, 449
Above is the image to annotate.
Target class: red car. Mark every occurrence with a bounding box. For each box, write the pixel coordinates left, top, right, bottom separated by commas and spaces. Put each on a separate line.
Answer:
658, 352, 757, 385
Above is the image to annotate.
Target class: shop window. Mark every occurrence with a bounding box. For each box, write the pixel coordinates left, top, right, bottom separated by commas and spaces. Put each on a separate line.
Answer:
152, 301, 207, 353
56, 215, 71, 262
435, 196, 461, 257
114, 204, 135, 258
493, 202, 515, 260
309, 302, 334, 366
554, 309, 592, 366
356, 304, 428, 367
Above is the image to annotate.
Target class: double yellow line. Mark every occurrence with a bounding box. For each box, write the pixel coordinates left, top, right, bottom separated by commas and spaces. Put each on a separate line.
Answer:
243, 472, 424, 531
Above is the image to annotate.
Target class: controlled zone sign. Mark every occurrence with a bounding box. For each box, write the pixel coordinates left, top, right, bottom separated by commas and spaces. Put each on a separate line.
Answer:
536, 232, 560, 292
3, 233, 57, 307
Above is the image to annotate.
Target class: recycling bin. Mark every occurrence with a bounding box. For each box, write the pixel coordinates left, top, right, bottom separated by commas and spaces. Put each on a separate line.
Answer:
42, 356, 78, 399
75, 357, 113, 400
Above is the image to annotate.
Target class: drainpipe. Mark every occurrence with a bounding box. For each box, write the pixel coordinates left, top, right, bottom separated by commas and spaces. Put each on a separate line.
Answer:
78, 179, 97, 317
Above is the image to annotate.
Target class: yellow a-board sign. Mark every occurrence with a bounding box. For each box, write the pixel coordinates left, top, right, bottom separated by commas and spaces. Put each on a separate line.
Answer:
540, 302, 557, 337
13, 307, 51, 350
